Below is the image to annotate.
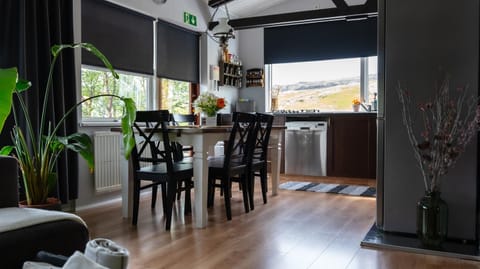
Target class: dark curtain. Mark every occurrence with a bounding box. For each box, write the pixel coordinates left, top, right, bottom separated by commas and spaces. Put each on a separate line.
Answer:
0, 0, 78, 203
264, 17, 377, 64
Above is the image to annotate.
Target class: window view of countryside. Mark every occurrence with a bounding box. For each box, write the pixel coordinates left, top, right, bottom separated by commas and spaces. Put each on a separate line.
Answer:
272, 75, 377, 111
271, 57, 377, 111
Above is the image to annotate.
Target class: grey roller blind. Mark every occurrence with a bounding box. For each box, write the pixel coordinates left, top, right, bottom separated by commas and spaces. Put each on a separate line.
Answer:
264, 17, 377, 64
157, 20, 200, 83
81, 0, 154, 75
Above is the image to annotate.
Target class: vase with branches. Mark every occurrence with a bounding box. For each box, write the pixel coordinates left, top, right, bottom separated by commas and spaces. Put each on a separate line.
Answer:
398, 76, 480, 247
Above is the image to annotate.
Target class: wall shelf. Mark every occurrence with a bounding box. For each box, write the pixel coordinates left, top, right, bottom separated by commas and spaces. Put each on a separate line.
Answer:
220, 60, 243, 88
246, 68, 264, 88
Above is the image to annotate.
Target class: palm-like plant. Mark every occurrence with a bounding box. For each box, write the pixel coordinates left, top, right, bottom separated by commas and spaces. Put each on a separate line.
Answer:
0, 43, 136, 205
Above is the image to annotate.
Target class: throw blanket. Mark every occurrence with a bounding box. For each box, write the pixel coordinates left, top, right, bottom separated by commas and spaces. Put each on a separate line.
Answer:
0, 207, 87, 233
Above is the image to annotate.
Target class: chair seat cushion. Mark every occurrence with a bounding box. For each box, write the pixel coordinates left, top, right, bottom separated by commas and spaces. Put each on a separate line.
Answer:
208, 156, 245, 169
137, 162, 193, 181
251, 159, 267, 168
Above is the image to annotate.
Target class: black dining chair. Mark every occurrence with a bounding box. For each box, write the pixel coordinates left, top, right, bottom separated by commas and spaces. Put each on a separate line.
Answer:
207, 112, 258, 220
248, 113, 274, 210
131, 110, 193, 230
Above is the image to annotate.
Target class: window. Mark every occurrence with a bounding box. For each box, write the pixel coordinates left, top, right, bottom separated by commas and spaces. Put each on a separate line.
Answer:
269, 56, 377, 111
159, 78, 192, 114
81, 66, 151, 121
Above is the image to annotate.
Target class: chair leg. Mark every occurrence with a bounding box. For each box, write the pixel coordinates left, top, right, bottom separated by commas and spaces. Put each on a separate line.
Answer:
177, 181, 182, 200
165, 180, 177, 230
260, 168, 268, 204
132, 180, 140, 226
184, 178, 192, 214
161, 182, 167, 215
249, 171, 255, 211
241, 175, 250, 213
151, 184, 158, 209
207, 175, 215, 208
223, 178, 232, 220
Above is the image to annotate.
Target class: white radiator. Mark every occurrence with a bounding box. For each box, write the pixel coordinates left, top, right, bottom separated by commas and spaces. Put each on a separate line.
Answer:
94, 132, 122, 192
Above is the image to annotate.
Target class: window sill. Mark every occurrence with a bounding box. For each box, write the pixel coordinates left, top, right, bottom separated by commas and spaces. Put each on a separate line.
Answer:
79, 121, 121, 127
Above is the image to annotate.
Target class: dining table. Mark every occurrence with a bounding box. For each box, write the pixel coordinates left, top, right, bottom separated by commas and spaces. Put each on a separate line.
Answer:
113, 125, 285, 229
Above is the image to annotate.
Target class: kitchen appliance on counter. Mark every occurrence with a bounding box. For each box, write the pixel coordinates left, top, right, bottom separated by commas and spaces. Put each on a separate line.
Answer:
285, 120, 327, 176
236, 99, 255, 112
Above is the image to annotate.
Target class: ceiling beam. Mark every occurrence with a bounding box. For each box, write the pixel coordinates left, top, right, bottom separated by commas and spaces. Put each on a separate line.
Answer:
229, 1, 377, 30
332, 0, 349, 10
208, 0, 235, 8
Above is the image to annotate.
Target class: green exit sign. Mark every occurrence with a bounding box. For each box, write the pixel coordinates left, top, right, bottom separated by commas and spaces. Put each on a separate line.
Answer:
184, 12, 197, 27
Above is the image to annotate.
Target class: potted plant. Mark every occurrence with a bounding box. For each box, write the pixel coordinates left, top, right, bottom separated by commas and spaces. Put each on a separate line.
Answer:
0, 43, 136, 207
398, 76, 480, 247
193, 91, 226, 126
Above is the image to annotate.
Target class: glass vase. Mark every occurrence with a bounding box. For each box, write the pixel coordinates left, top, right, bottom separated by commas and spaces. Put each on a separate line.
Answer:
416, 191, 448, 248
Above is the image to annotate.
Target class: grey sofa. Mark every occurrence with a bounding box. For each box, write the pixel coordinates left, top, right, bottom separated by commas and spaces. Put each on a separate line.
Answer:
0, 156, 89, 268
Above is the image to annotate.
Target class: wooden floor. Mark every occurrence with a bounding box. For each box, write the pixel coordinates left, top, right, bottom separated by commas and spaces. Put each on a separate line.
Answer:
77, 175, 480, 269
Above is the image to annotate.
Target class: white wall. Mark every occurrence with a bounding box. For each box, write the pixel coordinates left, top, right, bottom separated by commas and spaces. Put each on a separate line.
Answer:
238, 28, 266, 112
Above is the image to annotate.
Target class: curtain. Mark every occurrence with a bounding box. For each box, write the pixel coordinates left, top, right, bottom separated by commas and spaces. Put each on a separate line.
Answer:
0, 0, 78, 203
82, 0, 155, 75
264, 17, 377, 64
157, 20, 200, 83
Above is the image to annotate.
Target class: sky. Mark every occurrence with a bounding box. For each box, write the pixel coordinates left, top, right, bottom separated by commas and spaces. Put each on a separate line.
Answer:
272, 57, 377, 85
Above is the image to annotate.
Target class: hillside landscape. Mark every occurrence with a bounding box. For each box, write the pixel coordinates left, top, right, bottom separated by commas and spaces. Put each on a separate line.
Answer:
273, 74, 377, 111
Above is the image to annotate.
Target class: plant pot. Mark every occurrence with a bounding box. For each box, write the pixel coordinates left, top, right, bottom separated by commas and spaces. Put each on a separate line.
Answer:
352, 104, 360, 112
201, 114, 217, 126
19, 197, 62, 211
416, 191, 448, 248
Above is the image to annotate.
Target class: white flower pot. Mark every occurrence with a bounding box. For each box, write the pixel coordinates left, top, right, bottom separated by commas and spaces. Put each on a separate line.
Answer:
201, 115, 217, 126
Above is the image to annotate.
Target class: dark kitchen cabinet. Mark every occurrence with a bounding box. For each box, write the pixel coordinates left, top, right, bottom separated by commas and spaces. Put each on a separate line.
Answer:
327, 114, 376, 179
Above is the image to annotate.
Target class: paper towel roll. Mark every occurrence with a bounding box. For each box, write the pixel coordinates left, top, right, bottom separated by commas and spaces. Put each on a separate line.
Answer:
85, 238, 129, 269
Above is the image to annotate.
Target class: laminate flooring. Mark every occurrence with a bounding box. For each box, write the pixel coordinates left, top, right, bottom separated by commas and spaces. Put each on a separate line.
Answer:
77, 175, 480, 269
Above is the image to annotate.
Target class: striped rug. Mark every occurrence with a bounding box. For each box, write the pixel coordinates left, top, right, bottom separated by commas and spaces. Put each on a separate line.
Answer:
279, 181, 376, 197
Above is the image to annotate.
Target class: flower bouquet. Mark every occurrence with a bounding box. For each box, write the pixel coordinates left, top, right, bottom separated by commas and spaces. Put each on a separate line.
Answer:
193, 92, 226, 117
352, 98, 361, 112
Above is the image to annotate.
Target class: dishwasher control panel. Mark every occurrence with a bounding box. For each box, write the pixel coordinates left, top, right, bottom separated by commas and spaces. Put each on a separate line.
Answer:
285, 121, 327, 131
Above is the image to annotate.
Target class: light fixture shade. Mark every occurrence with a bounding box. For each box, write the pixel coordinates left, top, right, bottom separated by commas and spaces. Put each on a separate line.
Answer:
212, 17, 234, 39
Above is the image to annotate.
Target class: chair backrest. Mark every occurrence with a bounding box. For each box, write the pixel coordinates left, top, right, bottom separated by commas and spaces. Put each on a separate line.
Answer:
171, 114, 196, 126
223, 112, 258, 170
131, 110, 174, 174
253, 113, 274, 162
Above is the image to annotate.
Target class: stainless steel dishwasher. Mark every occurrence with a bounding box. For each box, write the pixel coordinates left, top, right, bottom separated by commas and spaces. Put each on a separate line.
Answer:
285, 121, 327, 176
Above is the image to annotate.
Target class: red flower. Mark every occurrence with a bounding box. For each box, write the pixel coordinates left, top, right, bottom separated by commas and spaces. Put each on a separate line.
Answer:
217, 98, 225, 109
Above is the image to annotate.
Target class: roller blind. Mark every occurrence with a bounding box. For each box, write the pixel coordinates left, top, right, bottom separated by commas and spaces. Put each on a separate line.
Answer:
157, 20, 200, 83
81, 0, 154, 75
264, 17, 377, 64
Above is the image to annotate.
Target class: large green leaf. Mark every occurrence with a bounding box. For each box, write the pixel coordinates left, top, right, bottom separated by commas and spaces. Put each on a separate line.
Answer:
121, 97, 136, 159
58, 133, 94, 171
52, 43, 119, 79
0, 68, 18, 133
0, 146, 14, 156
